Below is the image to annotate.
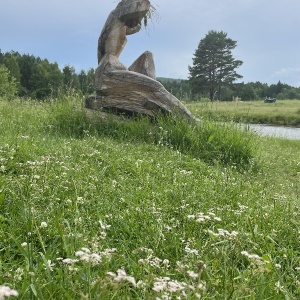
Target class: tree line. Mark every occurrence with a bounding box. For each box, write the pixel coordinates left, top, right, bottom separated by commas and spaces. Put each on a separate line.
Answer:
157, 78, 300, 101
1, 38, 300, 101
0, 50, 95, 99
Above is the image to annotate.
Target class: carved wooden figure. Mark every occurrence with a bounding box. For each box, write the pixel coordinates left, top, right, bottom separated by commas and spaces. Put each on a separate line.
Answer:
86, 0, 196, 121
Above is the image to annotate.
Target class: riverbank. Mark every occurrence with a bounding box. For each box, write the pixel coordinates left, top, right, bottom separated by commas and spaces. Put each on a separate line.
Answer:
187, 99, 300, 127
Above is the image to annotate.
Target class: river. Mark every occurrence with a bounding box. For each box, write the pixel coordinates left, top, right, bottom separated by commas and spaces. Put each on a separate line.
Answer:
247, 124, 300, 140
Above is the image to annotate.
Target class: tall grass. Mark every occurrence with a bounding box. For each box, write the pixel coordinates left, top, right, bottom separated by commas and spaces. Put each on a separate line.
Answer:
47, 98, 257, 168
1, 97, 299, 299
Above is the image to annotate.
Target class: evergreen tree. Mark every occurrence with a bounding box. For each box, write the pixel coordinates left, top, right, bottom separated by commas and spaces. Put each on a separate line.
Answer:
189, 30, 243, 101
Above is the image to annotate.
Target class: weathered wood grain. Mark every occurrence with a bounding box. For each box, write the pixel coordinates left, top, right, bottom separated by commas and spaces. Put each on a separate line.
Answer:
86, 0, 197, 121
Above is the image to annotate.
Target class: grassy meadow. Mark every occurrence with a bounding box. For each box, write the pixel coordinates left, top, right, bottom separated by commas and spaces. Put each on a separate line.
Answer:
187, 100, 300, 126
0, 97, 300, 299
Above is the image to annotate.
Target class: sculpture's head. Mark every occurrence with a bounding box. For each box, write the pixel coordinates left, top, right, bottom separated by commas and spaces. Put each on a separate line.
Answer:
115, 0, 151, 24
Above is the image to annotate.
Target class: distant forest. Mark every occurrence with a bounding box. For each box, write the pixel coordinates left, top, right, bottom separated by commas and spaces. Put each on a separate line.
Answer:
158, 78, 300, 102
1, 50, 300, 101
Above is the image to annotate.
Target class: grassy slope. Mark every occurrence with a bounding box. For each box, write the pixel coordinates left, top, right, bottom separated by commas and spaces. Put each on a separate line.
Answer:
187, 100, 300, 126
0, 98, 299, 299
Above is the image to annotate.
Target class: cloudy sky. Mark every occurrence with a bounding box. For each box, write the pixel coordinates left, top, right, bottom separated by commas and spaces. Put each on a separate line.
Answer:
1, 0, 300, 86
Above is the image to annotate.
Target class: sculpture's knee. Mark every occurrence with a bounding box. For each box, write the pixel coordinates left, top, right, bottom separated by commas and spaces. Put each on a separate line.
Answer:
129, 51, 156, 79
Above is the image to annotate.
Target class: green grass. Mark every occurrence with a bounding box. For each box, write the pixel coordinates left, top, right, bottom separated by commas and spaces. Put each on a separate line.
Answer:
187, 100, 300, 126
0, 97, 300, 299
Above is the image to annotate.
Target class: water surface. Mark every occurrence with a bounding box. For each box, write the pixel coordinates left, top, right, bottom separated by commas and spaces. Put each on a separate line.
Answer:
248, 124, 300, 140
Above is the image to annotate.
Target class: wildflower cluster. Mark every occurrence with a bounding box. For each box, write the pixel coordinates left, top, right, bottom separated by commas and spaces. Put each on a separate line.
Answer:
187, 212, 221, 223
208, 228, 239, 238
152, 275, 206, 299
135, 247, 170, 269
241, 251, 272, 273
57, 247, 116, 269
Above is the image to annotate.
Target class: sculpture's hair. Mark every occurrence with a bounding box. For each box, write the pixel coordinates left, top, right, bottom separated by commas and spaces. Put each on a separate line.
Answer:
115, 0, 158, 28
143, 4, 158, 28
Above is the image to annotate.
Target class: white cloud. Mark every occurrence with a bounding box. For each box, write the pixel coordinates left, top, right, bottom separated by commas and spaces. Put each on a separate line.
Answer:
272, 68, 300, 76
271, 68, 300, 86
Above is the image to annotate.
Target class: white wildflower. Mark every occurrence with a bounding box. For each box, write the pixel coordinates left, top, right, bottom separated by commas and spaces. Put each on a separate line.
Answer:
241, 251, 261, 260
76, 197, 84, 204
62, 258, 79, 264
100, 248, 117, 257
274, 281, 285, 293
112, 180, 118, 187
0, 286, 19, 299
162, 259, 170, 267
188, 212, 221, 223
241, 250, 270, 273
165, 225, 172, 232
75, 248, 102, 265
187, 270, 198, 280
187, 215, 195, 219
135, 159, 143, 167
184, 246, 199, 256
198, 281, 207, 291
44, 260, 54, 272
99, 220, 111, 229
153, 277, 186, 293
275, 264, 281, 269
179, 170, 193, 175
74, 217, 82, 225
81, 247, 91, 253
153, 278, 168, 292
40, 222, 48, 228
107, 269, 137, 287
208, 228, 238, 238
14, 268, 24, 281
136, 280, 147, 289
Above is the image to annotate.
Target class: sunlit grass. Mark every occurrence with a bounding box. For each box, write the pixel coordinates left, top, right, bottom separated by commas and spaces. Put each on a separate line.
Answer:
187, 100, 300, 126
0, 97, 299, 299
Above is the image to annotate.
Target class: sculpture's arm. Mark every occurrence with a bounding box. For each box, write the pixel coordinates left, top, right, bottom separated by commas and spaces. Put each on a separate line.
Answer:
125, 19, 142, 35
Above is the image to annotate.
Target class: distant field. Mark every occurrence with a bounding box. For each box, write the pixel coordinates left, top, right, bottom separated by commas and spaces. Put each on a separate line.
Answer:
187, 100, 300, 126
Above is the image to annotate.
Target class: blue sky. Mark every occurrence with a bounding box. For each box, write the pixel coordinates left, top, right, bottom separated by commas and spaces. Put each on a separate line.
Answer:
1, 0, 300, 86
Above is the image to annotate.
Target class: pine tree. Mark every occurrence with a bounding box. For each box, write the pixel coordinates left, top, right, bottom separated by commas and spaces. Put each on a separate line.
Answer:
189, 30, 243, 101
